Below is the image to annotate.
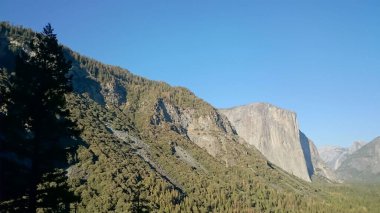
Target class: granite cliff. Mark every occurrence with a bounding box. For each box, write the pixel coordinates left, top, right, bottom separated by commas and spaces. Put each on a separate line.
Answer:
220, 103, 337, 182
220, 103, 312, 182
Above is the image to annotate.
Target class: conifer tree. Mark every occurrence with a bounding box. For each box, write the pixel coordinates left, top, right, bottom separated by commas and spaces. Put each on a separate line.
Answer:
0, 24, 78, 212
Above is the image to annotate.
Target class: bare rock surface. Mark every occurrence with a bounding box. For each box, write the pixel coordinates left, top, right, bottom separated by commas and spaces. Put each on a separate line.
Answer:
151, 98, 240, 166
220, 103, 311, 182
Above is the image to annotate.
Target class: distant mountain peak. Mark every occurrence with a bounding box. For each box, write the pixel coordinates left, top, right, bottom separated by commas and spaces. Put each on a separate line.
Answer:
319, 140, 368, 171
336, 136, 380, 182
349, 141, 367, 154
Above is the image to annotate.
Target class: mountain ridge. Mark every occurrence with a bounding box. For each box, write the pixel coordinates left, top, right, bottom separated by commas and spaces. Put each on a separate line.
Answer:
0, 22, 319, 212
319, 141, 367, 171
336, 137, 380, 182
1, 22, 378, 212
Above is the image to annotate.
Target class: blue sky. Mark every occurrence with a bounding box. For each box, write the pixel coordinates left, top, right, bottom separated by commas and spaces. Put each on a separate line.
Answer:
1, 0, 379, 147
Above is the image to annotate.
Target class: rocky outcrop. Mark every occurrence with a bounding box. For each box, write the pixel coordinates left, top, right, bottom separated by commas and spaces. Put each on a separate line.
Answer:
336, 137, 380, 182
102, 79, 127, 106
220, 103, 311, 182
151, 98, 239, 163
71, 65, 127, 107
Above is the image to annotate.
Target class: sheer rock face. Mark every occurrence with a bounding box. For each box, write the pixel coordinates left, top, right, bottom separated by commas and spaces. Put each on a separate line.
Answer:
220, 103, 311, 182
300, 132, 339, 182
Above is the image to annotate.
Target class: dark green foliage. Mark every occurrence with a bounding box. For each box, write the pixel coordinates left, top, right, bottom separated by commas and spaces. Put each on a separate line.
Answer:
0, 23, 78, 212
64, 94, 183, 212
0, 68, 9, 108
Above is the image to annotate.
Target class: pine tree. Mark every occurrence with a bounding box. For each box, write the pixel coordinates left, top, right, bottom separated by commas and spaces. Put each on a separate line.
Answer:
1, 24, 78, 212
0, 68, 9, 109
131, 173, 151, 213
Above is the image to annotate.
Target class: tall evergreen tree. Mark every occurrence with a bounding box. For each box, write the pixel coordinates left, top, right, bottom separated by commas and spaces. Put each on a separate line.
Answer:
0, 24, 78, 212
0, 68, 9, 108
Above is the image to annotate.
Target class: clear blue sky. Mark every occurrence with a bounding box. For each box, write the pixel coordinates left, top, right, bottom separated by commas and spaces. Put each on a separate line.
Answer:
1, 0, 379, 147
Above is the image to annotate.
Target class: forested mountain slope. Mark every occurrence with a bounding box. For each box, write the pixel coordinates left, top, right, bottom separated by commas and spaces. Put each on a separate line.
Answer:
0, 22, 378, 212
